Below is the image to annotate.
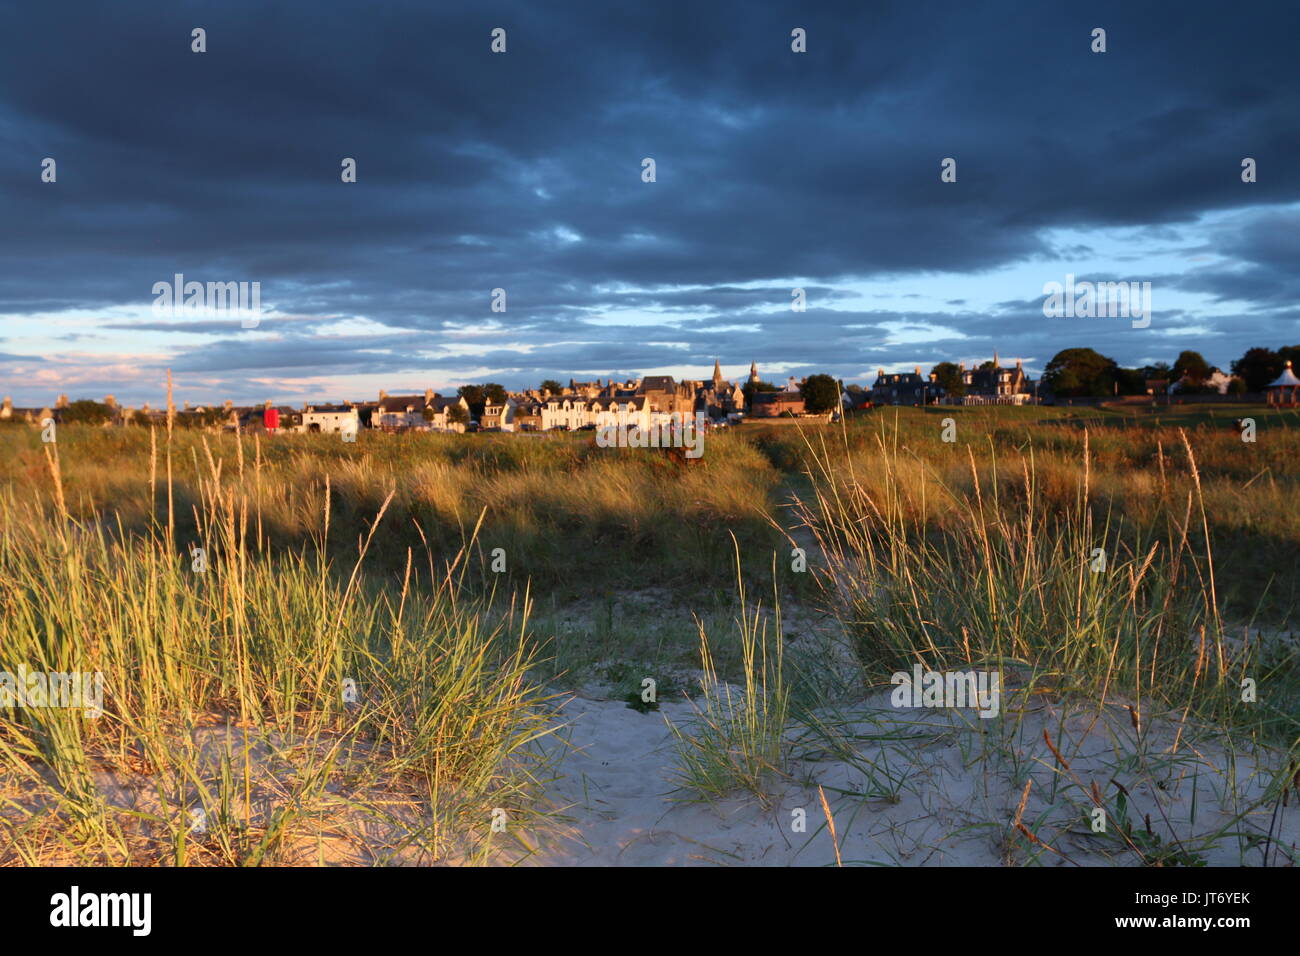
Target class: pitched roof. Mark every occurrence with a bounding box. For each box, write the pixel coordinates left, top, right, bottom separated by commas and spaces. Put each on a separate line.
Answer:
1267, 361, 1300, 387
377, 395, 426, 412
638, 375, 675, 392
752, 391, 803, 405
593, 396, 650, 410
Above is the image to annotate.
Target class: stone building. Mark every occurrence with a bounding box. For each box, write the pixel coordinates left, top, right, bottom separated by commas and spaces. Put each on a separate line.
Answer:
960, 353, 1034, 404
871, 367, 932, 405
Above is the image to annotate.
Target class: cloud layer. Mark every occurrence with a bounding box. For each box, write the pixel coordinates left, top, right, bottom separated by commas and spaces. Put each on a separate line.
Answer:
1, 1, 1297, 404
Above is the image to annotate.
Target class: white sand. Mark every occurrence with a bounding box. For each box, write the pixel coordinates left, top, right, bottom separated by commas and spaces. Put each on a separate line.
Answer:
511, 687, 1297, 867
5, 661, 1292, 866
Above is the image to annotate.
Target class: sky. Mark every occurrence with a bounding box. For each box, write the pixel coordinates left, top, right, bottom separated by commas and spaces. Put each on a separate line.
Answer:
2, 1, 1298, 408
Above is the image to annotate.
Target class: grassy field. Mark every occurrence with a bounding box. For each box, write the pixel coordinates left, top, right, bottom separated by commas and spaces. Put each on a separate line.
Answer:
0, 403, 1296, 864
0, 422, 784, 596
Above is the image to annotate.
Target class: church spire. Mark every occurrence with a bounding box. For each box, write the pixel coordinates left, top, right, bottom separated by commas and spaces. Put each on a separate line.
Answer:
712, 358, 723, 389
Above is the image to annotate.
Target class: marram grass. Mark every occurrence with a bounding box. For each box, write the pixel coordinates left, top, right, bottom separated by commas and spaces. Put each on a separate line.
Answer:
0, 432, 561, 865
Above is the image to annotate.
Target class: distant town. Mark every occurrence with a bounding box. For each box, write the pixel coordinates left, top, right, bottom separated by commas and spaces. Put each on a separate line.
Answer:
4, 346, 1299, 435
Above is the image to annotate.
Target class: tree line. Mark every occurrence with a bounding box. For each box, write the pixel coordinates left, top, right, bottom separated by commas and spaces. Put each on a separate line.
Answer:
927, 345, 1300, 399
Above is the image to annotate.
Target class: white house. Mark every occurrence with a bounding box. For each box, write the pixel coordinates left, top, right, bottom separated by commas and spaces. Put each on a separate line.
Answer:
426, 395, 470, 432
540, 394, 660, 432
480, 397, 517, 431
542, 397, 589, 430
371, 394, 427, 430
302, 404, 359, 435
590, 396, 653, 431
1173, 368, 1235, 395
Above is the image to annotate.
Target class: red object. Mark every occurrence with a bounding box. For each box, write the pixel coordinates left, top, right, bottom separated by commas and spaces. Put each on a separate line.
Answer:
264, 407, 280, 431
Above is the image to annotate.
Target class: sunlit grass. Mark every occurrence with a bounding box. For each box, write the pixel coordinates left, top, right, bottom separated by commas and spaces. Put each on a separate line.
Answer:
0, 430, 561, 865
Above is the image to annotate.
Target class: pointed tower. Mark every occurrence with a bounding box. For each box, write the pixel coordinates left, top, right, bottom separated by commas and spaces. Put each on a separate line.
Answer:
748, 361, 759, 384
712, 358, 724, 391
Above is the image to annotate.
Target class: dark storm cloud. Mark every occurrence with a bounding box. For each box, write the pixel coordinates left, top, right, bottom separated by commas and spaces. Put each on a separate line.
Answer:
1, 0, 1298, 399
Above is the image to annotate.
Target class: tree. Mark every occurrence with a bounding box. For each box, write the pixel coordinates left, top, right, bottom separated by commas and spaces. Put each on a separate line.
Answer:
1173, 350, 1211, 387
457, 384, 484, 406
59, 399, 114, 425
540, 380, 563, 396
172, 407, 226, 428
446, 404, 469, 425
1042, 348, 1117, 398
799, 374, 840, 413
1230, 348, 1279, 392
1112, 367, 1147, 396
930, 362, 965, 398
1138, 361, 1172, 380
483, 383, 508, 404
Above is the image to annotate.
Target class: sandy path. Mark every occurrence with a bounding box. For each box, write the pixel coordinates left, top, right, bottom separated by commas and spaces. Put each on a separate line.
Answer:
518, 688, 1298, 867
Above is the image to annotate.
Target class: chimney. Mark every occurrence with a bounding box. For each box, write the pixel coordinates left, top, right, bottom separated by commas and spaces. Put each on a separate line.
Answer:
56, 393, 69, 409
2, 396, 11, 412
424, 387, 434, 403
104, 394, 117, 409
959, 361, 965, 372
914, 366, 921, 377
1016, 358, 1023, 369
878, 367, 885, 378
993, 351, 999, 368
224, 399, 233, 411
183, 400, 191, 411
379, 389, 388, 401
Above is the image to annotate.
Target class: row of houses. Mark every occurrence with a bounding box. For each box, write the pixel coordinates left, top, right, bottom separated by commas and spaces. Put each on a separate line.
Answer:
477, 362, 768, 431
284, 361, 820, 434
17, 353, 1295, 431
866, 354, 1037, 407
222, 390, 475, 434
862, 353, 1300, 406
0, 390, 471, 433
0, 361, 816, 434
